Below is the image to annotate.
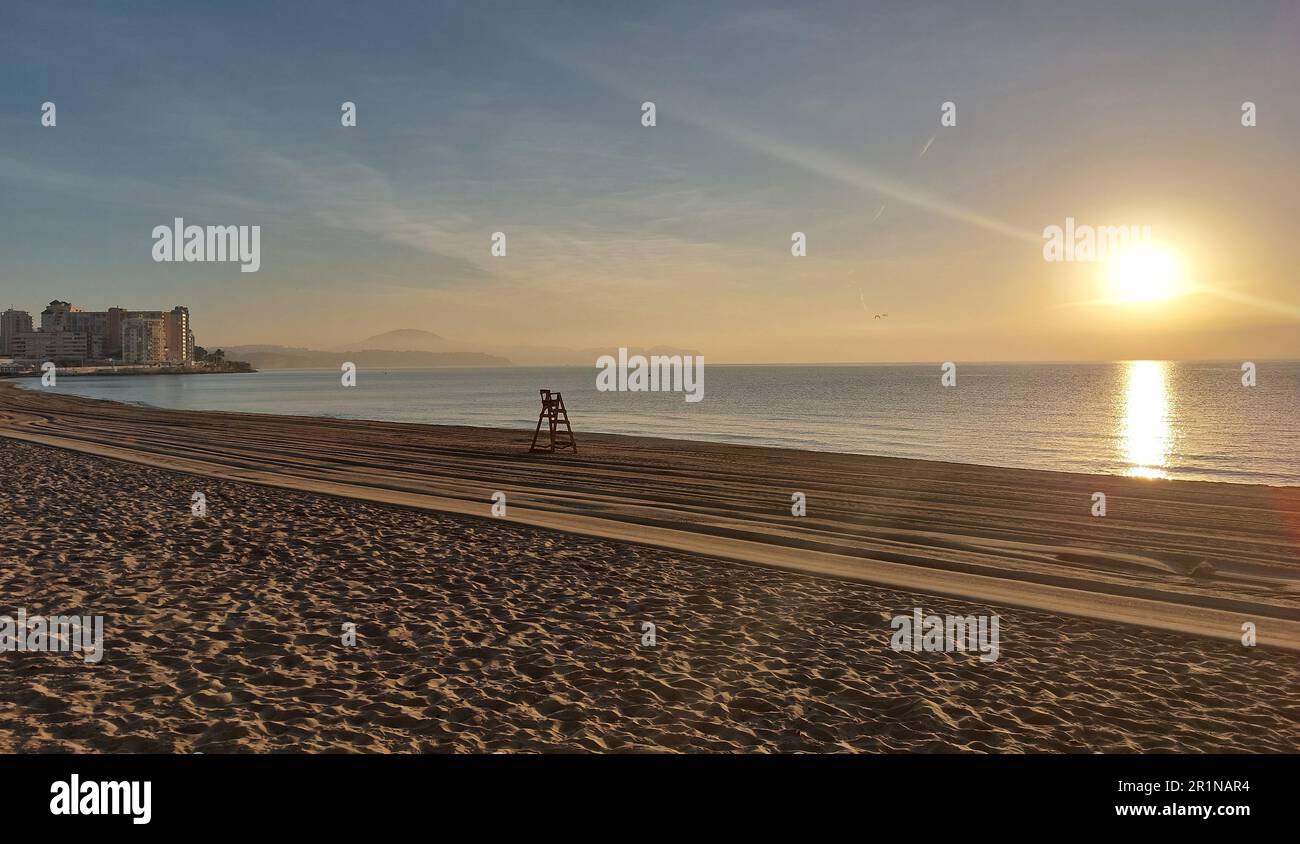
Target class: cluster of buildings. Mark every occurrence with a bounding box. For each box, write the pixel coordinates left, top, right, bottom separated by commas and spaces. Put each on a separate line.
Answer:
0, 300, 194, 366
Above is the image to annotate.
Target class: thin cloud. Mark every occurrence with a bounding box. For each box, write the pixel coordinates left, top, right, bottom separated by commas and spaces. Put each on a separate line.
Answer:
529, 46, 1040, 244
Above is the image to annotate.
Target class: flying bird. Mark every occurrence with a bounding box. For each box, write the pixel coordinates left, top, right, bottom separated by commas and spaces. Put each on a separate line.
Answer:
859, 290, 889, 321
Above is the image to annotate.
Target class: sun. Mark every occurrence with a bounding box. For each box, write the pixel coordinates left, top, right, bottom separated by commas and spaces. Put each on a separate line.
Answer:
1104, 244, 1182, 304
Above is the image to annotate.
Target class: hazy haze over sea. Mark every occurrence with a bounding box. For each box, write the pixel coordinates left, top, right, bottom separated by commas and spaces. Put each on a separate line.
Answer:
20, 361, 1300, 486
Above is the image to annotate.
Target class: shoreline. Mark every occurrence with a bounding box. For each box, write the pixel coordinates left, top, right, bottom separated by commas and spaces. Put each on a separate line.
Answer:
3, 382, 1298, 651
0, 367, 257, 379
8, 375, 1298, 490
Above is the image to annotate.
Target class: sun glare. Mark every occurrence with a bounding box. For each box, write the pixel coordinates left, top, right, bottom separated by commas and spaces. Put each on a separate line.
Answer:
1120, 360, 1172, 479
1104, 245, 1182, 304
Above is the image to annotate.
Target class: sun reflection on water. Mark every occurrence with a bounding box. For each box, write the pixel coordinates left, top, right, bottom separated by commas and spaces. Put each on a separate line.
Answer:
1120, 360, 1172, 479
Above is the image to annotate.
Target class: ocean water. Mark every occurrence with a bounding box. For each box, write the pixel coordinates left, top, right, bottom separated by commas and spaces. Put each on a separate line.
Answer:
17, 361, 1300, 486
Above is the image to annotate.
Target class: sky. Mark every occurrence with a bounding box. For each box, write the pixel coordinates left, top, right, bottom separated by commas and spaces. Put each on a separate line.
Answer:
1, 0, 1297, 363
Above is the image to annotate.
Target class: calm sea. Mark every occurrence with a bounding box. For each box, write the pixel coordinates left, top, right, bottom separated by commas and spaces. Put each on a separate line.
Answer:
17, 361, 1300, 486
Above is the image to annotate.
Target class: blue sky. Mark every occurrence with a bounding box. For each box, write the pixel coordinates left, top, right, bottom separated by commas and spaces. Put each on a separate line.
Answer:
1, 0, 1297, 361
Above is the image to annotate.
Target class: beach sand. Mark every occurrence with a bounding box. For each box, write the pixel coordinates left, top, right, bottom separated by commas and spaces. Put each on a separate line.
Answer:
0, 383, 1297, 751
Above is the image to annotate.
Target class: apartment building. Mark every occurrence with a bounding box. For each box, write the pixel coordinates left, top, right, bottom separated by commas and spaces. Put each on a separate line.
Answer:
7, 301, 195, 364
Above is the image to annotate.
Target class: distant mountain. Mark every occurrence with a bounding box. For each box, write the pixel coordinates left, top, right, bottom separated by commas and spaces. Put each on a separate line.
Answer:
221, 345, 509, 369
332, 329, 446, 353
494, 344, 704, 366
218, 339, 702, 368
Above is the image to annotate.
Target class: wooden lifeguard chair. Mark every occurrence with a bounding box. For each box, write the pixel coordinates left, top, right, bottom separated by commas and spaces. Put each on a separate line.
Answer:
529, 389, 578, 454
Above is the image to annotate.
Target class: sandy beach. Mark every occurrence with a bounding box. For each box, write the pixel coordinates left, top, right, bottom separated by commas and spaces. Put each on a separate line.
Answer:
1, 382, 1297, 752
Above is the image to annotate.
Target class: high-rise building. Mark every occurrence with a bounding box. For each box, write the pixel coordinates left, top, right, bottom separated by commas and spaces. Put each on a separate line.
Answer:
122, 317, 166, 364
12, 300, 195, 365
0, 309, 34, 355
41, 300, 81, 332
163, 306, 194, 363
69, 311, 111, 358
106, 307, 126, 358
